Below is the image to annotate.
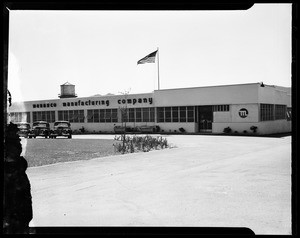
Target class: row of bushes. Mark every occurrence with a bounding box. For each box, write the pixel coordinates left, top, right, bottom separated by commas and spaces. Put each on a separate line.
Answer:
113, 135, 169, 154
223, 126, 258, 134
72, 127, 187, 134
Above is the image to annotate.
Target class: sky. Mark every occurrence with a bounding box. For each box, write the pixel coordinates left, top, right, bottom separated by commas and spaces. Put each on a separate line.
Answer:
8, 4, 292, 102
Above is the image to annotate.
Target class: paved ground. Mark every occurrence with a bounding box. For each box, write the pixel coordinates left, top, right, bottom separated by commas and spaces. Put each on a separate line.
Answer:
26, 134, 291, 235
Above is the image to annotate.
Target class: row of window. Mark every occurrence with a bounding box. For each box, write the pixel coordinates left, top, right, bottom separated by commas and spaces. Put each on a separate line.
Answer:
9, 104, 291, 124
9, 112, 31, 123
33, 111, 55, 123
58, 110, 84, 123
260, 104, 287, 121
157, 106, 195, 123
87, 109, 118, 123
213, 105, 230, 112
122, 108, 155, 122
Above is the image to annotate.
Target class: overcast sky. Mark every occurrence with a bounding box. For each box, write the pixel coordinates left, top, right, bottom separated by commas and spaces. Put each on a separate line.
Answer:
8, 4, 292, 102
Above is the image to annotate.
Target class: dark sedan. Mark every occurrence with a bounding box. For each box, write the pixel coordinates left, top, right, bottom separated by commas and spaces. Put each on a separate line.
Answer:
50, 121, 72, 139
16, 122, 31, 138
28, 121, 50, 138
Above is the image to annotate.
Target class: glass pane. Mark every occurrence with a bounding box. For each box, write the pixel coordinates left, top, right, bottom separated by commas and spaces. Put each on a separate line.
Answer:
100, 109, 105, 122
87, 110, 93, 122
150, 108, 155, 122
136, 108, 142, 122
172, 107, 178, 122
143, 108, 150, 122
105, 109, 111, 122
165, 107, 171, 122
94, 109, 99, 123
180, 107, 186, 122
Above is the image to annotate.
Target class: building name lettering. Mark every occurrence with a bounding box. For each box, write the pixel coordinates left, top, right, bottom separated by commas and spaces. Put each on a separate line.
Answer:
118, 97, 153, 105
32, 97, 153, 109
33, 103, 57, 108
63, 100, 110, 107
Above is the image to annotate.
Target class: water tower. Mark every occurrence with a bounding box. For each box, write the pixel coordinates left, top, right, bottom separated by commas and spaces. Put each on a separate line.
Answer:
58, 82, 77, 98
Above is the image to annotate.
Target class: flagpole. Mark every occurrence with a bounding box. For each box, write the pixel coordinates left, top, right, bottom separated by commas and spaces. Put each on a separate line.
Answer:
157, 47, 160, 90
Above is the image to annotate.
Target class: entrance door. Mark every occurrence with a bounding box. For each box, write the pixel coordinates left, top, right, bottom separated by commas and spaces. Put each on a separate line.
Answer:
198, 106, 213, 132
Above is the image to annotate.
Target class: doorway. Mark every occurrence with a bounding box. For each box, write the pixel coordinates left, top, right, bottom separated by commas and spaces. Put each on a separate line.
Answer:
198, 106, 213, 132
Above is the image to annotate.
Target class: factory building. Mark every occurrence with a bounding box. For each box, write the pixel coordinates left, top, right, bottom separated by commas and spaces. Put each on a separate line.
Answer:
8, 82, 292, 135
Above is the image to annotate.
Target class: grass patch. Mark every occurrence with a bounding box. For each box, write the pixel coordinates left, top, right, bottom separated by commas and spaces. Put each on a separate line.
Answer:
22, 139, 117, 167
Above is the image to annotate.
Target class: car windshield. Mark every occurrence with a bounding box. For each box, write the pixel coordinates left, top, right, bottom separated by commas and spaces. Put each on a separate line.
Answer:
34, 123, 48, 127
55, 123, 69, 127
18, 124, 30, 129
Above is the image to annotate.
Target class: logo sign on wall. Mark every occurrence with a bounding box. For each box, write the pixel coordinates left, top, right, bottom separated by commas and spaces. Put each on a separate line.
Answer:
239, 108, 249, 118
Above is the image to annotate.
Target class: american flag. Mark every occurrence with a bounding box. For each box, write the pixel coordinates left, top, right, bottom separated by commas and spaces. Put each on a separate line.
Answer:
137, 50, 158, 64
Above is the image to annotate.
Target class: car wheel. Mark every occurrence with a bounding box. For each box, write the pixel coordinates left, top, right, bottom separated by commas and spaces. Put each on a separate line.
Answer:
68, 135, 72, 139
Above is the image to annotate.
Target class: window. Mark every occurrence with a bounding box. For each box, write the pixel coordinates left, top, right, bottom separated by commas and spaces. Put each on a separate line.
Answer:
180, 107, 186, 122
69, 110, 74, 122
32, 111, 55, 122
213, 105, 229, 112
112, 109, 118, 123
150, 108, 155, 122
58, 110, 85, 123
46, 111, 51, 122
142, 108, 150, 122
58, 111, 63, 121
121, 108, 154, 123
93, 109, 99, 122
275, 104, 287, 120
136, 108, 142, 122
41, 111, 46, 121
260, 104, 274, 121
157, 107, 164, 122
87, 109, 117, 123
100, 109, 105, 122
156, 106, 196, 123
105, 109, 111, 122
187, 106, 194, 122
172, 107, 179, 122
10, 112, 31, 123
129, 108, 135, 122
165, 107, 171, 122
79, 110, 84, 122
87, 110, 93, 122
64, 111, 68, 121
73, 110, 79, 123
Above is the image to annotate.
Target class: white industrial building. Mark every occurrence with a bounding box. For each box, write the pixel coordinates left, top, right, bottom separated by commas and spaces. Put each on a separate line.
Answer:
8, 82, 292, 135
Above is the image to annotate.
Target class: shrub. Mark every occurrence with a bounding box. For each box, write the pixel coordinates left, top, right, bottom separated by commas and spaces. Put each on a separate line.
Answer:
250, 126, 258, 133
179, 127, 185, 133
223, 127, 232, 133
113, 135, 169, 154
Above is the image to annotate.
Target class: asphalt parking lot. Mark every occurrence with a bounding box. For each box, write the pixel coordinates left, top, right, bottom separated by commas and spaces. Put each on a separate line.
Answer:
26, 134, 291, 235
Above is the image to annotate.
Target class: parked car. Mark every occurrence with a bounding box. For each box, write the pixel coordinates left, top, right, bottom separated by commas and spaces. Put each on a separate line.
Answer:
50, 121, 72, 138
139, 125, 160, 133
28, 121, 50, 138
16, 122, 31, 138
114, 125, 132, 133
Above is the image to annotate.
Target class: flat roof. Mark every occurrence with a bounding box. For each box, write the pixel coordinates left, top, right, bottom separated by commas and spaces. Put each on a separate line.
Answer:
154, 82, 262, 92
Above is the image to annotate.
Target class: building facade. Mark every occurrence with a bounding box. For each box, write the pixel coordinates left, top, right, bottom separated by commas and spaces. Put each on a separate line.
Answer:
8, 83, 292, 135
